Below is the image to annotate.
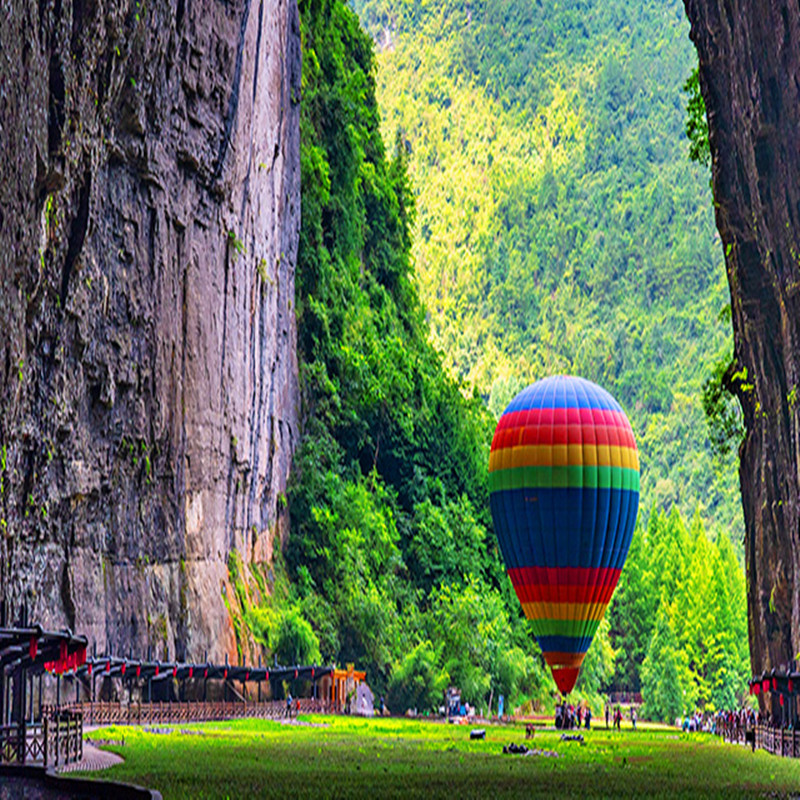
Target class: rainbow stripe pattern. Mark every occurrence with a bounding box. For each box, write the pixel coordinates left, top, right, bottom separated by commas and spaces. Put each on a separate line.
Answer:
489, 376, 639, 695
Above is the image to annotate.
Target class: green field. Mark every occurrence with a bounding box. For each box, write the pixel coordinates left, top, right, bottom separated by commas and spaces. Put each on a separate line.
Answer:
82, 716, 800, 798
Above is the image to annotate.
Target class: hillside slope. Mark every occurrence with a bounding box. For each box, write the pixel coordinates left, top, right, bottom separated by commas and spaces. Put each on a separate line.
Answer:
353, 0, 741, 539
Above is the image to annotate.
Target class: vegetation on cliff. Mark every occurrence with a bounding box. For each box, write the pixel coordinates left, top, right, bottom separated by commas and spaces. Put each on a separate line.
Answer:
353, 0, 742, 541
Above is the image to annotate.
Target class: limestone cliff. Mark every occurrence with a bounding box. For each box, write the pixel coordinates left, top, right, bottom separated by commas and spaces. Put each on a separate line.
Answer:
683, 0, 800, 679
0, 0, 301, 662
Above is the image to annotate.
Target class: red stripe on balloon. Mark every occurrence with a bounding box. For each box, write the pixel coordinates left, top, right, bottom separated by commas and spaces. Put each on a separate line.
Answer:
508, 566, 622, 587
508, 424, 637, 448
496, 408, 633, 433
509, 575, 620, 605
492, 423, 637, 451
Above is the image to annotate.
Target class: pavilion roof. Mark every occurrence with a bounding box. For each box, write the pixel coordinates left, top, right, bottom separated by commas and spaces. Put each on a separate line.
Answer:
0, 626, 88, 675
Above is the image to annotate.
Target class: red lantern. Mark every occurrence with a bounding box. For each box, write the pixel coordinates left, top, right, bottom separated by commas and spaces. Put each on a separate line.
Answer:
121, 663, 127, 677
173, 666, 177, 678
224, 669, 228, 679
245, 671, 250, 681
88, 662, 93, 677
189, 666, 194, 679
29, 637, 38, 661
764, 679, 770, 692
155, 665, 159, 677
266, 670, 269, 681
789, 679, 794, 694
294, 669, 298, 679
136, 665, 141, 678
773, 678, 778, 691
204, 668, 208, 679
106, 661, 111, 674
780, 694, 785, 707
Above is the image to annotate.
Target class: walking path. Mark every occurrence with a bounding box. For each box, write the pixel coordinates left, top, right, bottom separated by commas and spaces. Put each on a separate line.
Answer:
55, 740, 124, 773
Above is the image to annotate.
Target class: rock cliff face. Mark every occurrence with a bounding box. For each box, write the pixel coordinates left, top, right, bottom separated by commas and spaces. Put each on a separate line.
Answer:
683, 0, 800, 680
0, 0, 301, 662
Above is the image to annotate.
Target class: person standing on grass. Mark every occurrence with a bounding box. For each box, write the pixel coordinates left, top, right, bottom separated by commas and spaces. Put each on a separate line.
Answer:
631, 707, 637, 730
605, 705, 610, 728
286, 691, 293, 718
585, 706, 592, 730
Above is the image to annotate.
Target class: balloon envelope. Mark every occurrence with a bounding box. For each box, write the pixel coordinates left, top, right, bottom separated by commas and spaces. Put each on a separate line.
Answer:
489, 375, 639, 695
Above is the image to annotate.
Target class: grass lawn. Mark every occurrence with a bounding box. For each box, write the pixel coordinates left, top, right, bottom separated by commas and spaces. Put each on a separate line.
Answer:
81, 715, 800, 799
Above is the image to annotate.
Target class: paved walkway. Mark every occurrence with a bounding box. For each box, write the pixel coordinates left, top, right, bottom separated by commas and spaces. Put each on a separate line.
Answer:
55, 741, 124, 773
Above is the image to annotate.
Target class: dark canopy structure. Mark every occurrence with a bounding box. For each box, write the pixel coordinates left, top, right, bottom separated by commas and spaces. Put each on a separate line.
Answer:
67, 652, 334, 703
750, 667, 800, 727
0, 626, 87, 723
0, 627, 87, 764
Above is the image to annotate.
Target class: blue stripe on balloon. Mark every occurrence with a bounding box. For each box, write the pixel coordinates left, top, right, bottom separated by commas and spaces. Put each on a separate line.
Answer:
537, 635, 593, 654
490, 487, 639, 570
504, 375, 622, 415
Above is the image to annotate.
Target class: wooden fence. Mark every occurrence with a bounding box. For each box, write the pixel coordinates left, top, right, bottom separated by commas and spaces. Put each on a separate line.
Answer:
755, 725, 800, 758
718, 720, 800, 758
607, 692, 643, 706
58, 698, 330, 727
44, 709, 83, 767
0, 708, 82, 767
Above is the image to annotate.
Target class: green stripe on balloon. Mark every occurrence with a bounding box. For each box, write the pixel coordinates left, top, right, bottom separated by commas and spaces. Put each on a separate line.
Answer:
489, 465, 640, 492
531, 618, 602, 638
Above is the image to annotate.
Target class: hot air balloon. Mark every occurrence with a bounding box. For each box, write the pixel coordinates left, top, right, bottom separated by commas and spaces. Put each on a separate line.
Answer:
488, 375, 639, 695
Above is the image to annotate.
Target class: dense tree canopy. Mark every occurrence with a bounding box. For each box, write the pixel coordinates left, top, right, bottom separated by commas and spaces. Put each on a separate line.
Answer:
352, 0, 743, 541
609, 507, 749, 715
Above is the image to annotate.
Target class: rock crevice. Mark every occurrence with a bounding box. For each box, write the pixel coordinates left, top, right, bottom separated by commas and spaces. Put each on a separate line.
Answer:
684, 0, 800, 681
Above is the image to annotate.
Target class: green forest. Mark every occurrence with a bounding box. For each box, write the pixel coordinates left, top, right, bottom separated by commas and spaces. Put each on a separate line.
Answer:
352, 0, 742, 539
219, 0, 753, 720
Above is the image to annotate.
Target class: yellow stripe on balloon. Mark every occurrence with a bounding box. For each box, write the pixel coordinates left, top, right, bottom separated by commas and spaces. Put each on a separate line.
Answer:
488, 444, 639, 472
521, 602, 609, 622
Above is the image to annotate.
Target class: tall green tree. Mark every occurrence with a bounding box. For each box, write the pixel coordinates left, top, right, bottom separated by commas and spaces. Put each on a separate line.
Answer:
641, 608, 684, 723
607, 524, 653, 692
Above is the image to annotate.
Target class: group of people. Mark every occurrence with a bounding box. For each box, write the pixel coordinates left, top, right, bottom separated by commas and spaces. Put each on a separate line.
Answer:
555, 700, 644, 731
603, 705, 637, 730
555, 700, 592, 730
711, 708, 763, 734
675, 708, 762, 735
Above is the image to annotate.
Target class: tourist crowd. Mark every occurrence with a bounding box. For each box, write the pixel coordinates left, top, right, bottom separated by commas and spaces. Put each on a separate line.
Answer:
555, 701, 592, 730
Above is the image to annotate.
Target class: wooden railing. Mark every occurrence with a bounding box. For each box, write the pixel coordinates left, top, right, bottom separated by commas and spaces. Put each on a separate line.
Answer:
57, 698, 329, 727
718, 720, 800, 758
755, 725, 800, 758
0, 709, 82, 767
607, 692, 643, 705
43, 709, 83, 767
0, 723, 29, 764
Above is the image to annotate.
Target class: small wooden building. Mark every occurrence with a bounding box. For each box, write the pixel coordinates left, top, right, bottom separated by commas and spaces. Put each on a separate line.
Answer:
318, 663, 366, 713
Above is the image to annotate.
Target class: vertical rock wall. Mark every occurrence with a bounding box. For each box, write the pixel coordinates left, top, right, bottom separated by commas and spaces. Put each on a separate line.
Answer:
0, 0, 301, 662
683, 0, 800, 681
